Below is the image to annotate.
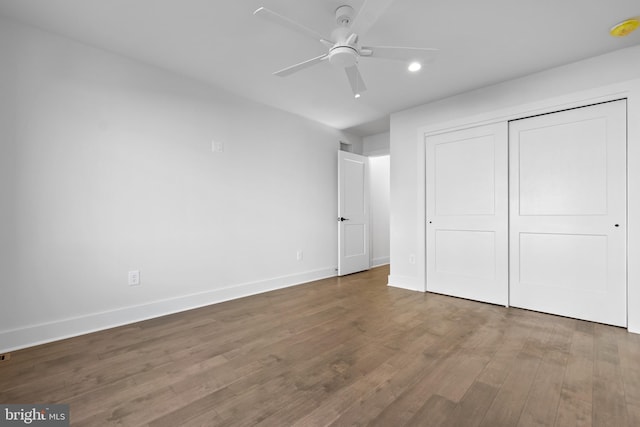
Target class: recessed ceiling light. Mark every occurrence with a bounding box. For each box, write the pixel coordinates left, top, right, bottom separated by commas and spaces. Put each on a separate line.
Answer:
408, 62, 422, 72
354, 93, 361, 99
610, 18, 639, 37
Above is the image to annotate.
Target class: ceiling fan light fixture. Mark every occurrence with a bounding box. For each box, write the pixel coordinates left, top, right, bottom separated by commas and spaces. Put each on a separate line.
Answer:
610, 18, 639, 37
329, 46, 358, 68
408, 62, 422, 72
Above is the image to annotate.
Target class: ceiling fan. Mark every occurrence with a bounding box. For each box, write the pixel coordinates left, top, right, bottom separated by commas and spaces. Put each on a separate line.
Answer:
254, 0, 438, 98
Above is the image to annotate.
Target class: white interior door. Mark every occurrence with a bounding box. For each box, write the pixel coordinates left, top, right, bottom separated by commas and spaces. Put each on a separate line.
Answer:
509, 100, 627, 327
338, 151, 369, 276
426, 123, 508, 305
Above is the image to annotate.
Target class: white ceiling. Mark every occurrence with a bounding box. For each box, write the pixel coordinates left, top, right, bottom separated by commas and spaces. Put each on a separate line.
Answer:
0, 0, 639, 136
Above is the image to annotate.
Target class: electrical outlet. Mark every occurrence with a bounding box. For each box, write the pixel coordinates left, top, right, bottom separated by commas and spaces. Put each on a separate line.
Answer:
0, 353, 10, 362
211, 140, 224, 153
296, 250, 303, 261
128, 270, 140, 286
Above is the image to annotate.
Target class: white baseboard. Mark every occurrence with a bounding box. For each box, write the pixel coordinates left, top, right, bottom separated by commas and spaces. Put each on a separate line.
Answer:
0, 267, 337, 353
387, 275, 425, 292
371, 256, 390, 267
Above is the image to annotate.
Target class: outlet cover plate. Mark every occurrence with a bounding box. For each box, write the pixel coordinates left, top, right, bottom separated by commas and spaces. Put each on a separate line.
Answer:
128, 270, 140, 286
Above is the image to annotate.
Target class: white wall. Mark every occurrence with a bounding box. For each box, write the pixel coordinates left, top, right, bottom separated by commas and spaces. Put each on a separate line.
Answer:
363, 132, 390, 156
363, 132, 390, 267
0, 17, 361, 352
341, 138, 364, 155
388, 45, 640, 332
368, 155, 390, 267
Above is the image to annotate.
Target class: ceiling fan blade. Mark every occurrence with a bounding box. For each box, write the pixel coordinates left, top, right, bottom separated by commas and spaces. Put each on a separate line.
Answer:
345, 65, 367, 96
274, 54, 328, 77
254, 7, 334, 47
360, 46, 438, 62
350, 0, 396, 36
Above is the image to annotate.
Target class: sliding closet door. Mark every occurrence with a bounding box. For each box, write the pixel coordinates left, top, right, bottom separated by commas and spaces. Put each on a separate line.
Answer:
426, 123, 508, 305
509, 100, 627, 327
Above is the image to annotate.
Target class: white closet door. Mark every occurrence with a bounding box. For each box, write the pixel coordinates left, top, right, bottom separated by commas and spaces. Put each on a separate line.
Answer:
426, 122, 508, 305
509, 100, 627, 327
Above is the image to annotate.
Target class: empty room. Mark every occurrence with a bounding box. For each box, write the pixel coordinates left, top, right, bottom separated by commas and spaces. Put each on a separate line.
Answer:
2, 0, 640, 426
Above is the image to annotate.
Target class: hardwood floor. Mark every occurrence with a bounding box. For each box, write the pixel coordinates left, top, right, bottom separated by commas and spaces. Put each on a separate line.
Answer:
2, 265, 640, 426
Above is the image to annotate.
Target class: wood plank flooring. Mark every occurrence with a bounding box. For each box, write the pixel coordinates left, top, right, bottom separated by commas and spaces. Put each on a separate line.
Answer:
2, 265, 640, 426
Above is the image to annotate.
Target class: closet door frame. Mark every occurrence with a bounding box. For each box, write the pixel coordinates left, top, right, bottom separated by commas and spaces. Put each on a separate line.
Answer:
416, 78, 640, 333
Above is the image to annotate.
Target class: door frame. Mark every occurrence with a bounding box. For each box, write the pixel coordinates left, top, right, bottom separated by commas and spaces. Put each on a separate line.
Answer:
338, 150, 370, 276
416, 78, 640, 333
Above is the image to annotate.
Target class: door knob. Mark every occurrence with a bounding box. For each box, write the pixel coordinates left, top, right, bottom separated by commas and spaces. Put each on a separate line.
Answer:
338, 217, 350, 222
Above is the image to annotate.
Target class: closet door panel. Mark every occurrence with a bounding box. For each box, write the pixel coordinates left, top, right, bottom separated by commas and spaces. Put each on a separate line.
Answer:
509, 100, 627, 326
426, 123, 508, 305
